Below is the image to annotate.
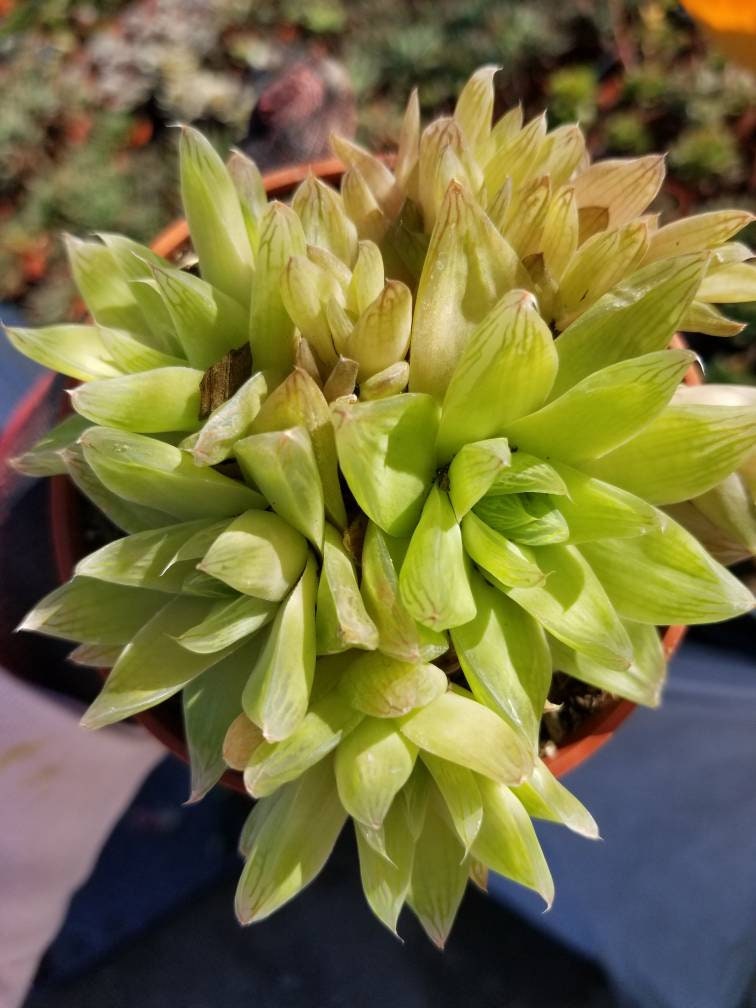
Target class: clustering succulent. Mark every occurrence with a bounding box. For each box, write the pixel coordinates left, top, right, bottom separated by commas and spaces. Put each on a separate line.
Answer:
8, 67, 756, 946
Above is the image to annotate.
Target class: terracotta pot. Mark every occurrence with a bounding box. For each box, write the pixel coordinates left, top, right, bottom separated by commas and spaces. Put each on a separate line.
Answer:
45, 157, 699, 793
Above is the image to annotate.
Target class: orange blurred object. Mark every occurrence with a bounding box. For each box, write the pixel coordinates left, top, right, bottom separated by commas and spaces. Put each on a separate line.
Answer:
681, 0, 756, 72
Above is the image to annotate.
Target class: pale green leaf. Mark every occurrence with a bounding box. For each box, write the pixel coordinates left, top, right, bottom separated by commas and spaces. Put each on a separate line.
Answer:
505, 350, 695, 463
244, 688, 363, 798
584, 404, 756, 504
183, 640, 259, 801
335, 716, 418, 829
356, 799, 415, 936
235, 426, 324, 549
407, 798, 468, 949
249, 202, 307, 380
332, 393, 439, 537
20, 576, 165, 645
242, 557, 317, 741
360, 521, 448, 664
437, 290, 558, 460
81, 595, 235, 728
472, 776, 553, 907
451, 570, 551, 748
512, 758, 600, 838
398, 485, 476, 631
504, 543, 633, 669
177, 594, 276, 654
580, 517, 754, 624
179, 126, 253, 305
549, 619, 667, 707
400, 690, 533, 785
339, 652, 446, 718
552, 253, 707, 396
149, 265, 249, 369
4, 324, 120, 381
422, 754, 483, 855
316, 524, 378, 653
235, 758, 346, 923
11, 414, 90, 477
199, 509, 308, 601
71, 367, 204, 433
447, 438, 512, 518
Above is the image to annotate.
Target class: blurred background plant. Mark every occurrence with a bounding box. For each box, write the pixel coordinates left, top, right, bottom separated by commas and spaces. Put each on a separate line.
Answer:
0, 0, 754, 379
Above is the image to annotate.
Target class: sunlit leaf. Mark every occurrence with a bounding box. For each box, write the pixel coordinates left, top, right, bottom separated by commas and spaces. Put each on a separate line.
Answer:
235, 758, 346, 923
398, 485, 476, 631
242, 557, 317, 741
335, 716, 418, 828
580, 517, 754, 624
333, 393, 439, 537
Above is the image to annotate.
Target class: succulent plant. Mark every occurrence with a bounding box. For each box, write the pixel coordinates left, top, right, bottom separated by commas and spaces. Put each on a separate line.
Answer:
8, 66, 756, 946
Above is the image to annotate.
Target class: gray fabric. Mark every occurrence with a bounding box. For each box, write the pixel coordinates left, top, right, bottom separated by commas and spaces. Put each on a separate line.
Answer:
491, 639, 756, 1008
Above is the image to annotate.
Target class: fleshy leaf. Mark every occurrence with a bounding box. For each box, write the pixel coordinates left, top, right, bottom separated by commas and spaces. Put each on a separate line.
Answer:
360, 361, 410, 400
71, 367, 204, 433
4, 324, 121, 382
398, 485, 477, 631
249, 202, 307, 381
552, 253, 707, 397
451, 570, 551, 748
191, 372, 268, 466
409, 180, 527, 399
503, 543, 633, 669
461, 511, 546, 588
242, 557, 317, 741
472, 777, 554, 907
11, 414, 90, 477
250, 368, 346, 530
335, 716, 418, 829
183, 640, 259, 802
235, 758, 346, 923
81, 427, 263, 520
399, 690, 533, 785
437, 290, 558, 460
199, 509, 308, 602
356, 798, 415, 936
332, 393, 439, 537
98, 326, 186, 372
407, 798, 469, 949
179, 126, 253, 305
343, 280, 412, 382
447, 438, 512, 518
80, 595, 235, 728
244, 688, 363, 798
75, 519, 219, 592
572, 155, 665, 228
340, 652, 447, 718
505, 350, 695, 463
485, 452, 567, 496
512, 758, 600, 839
584, 404, 756, 505
292, 175, 358, 266
422, 754, 483, 855
316, 524, 379, 654
177, 594, 276, 654
235, 426, 324, 549
550, 461, 661, 542
360, 521, 448, 663
64, 236, 150, 337
580, 517, 754, 625
549, 620, 667, 707
149, 265, 249, 369
64, 443, 173, 533
644, 209, 752, 264
19, 576, 164, 645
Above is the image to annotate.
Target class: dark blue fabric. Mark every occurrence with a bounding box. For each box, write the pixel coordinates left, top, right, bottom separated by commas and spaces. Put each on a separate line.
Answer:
0, 303, 41, 427
491, 638, 756, 1008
